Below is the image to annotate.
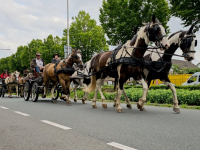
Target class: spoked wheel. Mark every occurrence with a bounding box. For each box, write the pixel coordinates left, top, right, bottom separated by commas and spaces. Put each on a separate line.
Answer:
53, 88, 59, 100
0, 88, 2, 97
24, 82, 31, 101
31, 82, 39, 102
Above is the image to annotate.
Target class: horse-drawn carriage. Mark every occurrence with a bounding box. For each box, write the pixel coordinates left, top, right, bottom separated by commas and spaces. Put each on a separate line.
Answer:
0, 78, 7, 97
23, 70, 60, 102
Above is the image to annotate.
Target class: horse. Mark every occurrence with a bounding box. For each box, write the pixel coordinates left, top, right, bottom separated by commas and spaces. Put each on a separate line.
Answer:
5, 71, 20, 98
70, 60, 91, 104
144, 25, 197, 113
43, 49, 83, 104
18, 72, 32, 97
84, 15, 170, 113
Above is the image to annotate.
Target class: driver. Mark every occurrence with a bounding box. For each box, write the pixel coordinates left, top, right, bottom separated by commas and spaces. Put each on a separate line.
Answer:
30, 52, 45, 73
51, 53, 60, 64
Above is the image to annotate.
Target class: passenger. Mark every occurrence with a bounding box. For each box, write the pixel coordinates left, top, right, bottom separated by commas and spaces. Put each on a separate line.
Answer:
51, 53, 60, 64
30, 52, 45, 73
0, 70, 10, 79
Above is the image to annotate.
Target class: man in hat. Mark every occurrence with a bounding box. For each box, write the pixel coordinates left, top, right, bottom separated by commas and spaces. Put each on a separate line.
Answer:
51, 53, 60, 64
30, 52, 45, 73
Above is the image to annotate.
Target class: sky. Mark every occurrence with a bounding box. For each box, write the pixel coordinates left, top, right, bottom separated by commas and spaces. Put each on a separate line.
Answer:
0, 0, 199, 64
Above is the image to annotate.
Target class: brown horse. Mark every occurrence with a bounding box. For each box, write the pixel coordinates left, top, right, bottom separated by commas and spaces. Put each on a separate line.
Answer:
43, 50, 83, 104
84, 15, 170, 113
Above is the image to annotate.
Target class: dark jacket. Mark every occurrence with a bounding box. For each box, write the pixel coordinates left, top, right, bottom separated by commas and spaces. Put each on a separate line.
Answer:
30, 58, 45, 72
51, 58, 60, 64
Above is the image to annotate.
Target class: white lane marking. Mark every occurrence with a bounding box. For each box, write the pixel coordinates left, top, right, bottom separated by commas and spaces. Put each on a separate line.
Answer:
41, 120, 72, 130
107, 142, 137, 150
14, 111, 30, 116
0, 106, 9, 109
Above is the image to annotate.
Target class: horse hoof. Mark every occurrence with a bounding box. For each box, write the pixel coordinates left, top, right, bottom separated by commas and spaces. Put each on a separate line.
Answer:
42, 95, 46, 98
127, 104, 132, 109
66, 100, 71, 105
117, 109, 124, 113
82, 100, 86, 104
102, 104, 107, 109
74, 99, 77, 102
173, 107, 180, 113
92, 105, 97, 108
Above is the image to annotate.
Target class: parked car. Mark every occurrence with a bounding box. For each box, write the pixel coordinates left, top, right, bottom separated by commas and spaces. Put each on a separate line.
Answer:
182, 72, 200, 85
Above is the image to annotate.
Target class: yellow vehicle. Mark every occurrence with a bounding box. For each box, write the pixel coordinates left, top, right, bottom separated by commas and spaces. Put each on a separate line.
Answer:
150, 74, 192, 86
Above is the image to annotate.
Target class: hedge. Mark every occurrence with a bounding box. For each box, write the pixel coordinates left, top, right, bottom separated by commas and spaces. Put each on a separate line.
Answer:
71, 88, 200, 106
102, 85, 200, 91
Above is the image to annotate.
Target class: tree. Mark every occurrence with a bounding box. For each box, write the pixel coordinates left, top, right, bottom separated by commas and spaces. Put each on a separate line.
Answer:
63, 10, 109, 62
99, 0, 170, 45
169, 0, 200, 28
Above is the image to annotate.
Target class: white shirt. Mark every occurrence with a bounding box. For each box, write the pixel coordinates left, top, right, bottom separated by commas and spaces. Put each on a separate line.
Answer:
36, 58, 43, 68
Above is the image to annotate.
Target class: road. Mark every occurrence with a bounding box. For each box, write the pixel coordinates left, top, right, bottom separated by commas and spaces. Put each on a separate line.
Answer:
0, 96, 200, 150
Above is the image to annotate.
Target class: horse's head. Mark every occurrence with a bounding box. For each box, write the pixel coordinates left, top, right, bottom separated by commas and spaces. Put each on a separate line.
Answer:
13, 71, 20, 81
179, 25, 197, 61
63, 49, 84, 70
146, 15, 170, 50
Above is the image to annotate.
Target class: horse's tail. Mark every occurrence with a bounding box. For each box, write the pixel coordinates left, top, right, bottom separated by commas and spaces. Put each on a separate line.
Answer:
83, 74, 96, 92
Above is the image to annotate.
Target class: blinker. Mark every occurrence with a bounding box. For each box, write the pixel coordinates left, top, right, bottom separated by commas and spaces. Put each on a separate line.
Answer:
195, 40, 197, 47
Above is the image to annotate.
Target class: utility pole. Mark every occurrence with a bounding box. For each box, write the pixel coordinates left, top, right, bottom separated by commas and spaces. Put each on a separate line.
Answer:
0, 49, 10, 50
67, 0, 70, 58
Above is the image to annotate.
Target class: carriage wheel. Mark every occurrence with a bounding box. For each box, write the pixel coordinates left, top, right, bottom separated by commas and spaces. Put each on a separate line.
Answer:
24, 82, 30, 101
31, 82, 39, 102
53, 88, 60, 100
0, 88, 2, 97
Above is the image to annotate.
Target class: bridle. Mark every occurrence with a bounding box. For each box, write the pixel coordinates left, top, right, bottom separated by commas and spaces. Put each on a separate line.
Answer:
63, 53, 83, 68
178, 32, 197, 58
146, 23, 167, 48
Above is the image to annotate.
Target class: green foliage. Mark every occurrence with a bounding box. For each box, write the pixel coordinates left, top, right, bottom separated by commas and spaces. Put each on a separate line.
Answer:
73, 87, 200, 106
169, 0, 200, 28
99, 0, 170, 45
171, 64, 200, 74
63, 10, 109, 62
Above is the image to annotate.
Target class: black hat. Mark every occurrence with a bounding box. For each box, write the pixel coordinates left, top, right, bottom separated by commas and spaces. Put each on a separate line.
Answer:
53, 53, 59, 57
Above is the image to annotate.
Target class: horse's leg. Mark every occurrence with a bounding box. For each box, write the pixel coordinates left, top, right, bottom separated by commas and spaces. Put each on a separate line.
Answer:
137, 78, 148, 111
8, 86, 12, 98
123, 87, 132, 109
42, 72, 49, 98
162, 78, 180, 113
73, 83, 79, 102
113, 87, 118, 107
82, 83, 88, 104
92, 82, 99, 108
65, 78, 71, 105
98, 78, 107, 108
115, 65, 126, 113
51, 81, 58, 103
16, 85, 19, 97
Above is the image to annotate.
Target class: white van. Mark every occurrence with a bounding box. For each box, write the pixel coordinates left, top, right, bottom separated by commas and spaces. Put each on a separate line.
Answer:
182, 72, 200, 85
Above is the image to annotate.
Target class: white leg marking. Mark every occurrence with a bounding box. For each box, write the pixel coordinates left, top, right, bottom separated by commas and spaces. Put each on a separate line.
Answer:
41, 120, 72, 130
0, 106, 9, 109
107, 142, 137, 150
14, 111, 30, 116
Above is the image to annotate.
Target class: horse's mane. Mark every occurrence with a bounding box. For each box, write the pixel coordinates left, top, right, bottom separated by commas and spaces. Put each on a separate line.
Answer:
143, 19, 162, 26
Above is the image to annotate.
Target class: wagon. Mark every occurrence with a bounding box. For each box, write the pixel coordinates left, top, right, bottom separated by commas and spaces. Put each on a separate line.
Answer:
23, 76, 60, 102
0, 79, 6, 97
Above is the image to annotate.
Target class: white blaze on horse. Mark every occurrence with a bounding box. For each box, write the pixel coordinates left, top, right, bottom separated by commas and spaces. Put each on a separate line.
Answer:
5, 71, 20, 98
84, 15, 170, 113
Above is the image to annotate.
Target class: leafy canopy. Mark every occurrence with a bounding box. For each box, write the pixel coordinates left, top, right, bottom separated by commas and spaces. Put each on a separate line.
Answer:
63, 10, 109, 62
169, 0, 200, 27
99, 0, 170, 45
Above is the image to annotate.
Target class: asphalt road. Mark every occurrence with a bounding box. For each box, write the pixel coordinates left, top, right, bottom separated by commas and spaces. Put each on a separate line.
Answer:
0, 96, 200, 150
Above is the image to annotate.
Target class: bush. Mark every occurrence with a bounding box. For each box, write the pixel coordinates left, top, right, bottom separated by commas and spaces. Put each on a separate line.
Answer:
72, 87, 200, 106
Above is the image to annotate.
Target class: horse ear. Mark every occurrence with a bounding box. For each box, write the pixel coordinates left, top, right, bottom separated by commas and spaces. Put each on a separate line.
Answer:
72, 49, 76, 54
152, 14, 156, 23
188, 24, 195, 34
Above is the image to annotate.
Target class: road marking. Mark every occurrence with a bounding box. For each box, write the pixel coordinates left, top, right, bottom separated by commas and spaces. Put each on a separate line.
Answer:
0, 106, 9, 109
41, 120, 72, 130
14, 111, 30, 116
107, 142, 137, 150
